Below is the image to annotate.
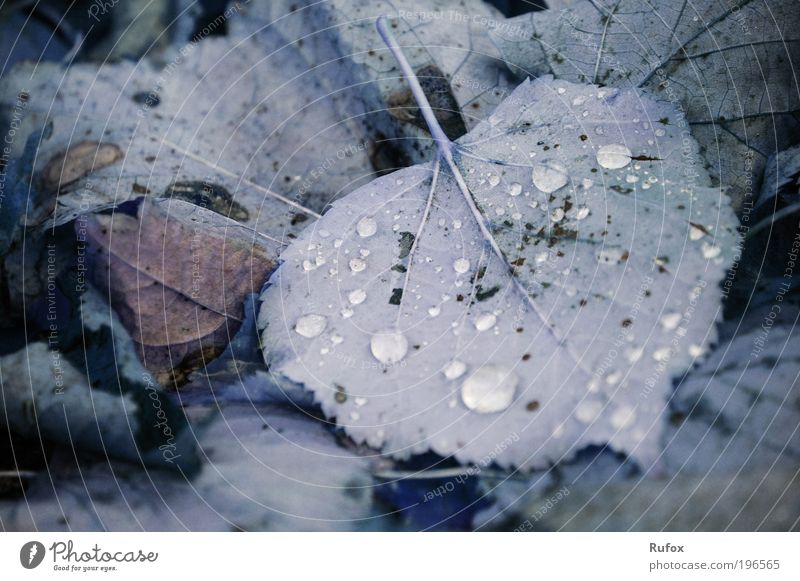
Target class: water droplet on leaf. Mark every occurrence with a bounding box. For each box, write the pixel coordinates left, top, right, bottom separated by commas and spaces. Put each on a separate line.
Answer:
702, 243, 721, 259
443, 360, 467, 380
461, 366, 518, 413
295, 314, 327, 338
370, 330, 409, 365
349, 258, 367, 272
596, 144, 632, 169
660, 312, 682, 330
348, 289, 367, 305
575, 399, 603, 423
453, 258, 470, 274
532, 160, 569, 193
356, 217, 377, 237
474, 312, 497, 331
611, 406, 636, 429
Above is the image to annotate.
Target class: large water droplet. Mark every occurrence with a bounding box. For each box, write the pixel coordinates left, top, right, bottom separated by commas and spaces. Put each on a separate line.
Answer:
461, 366, 518, 413
348, 289, 367, 305
474, 312, 497, 331
357, 217, 377, 237
532, 160, 568, 193
488, 174, 501, 187
596, 144, 632, 169
453, 258, 470, 274
443, 360, 467, 380
370, 331, 409, 365
294, 314, 327, 338
509, 182, 523, 196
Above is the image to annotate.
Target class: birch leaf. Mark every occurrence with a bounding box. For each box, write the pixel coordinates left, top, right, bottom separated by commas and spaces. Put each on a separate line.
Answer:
258, 20, 739, 471
84, 197, 275, 387
490, 0, 800, 212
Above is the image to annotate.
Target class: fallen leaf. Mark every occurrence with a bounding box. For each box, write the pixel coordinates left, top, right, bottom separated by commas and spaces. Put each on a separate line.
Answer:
0, 405, 388, 531
490, 0, 800, 211
0, 9, 367, 236
490, 466, 800, 531
1, 287, 198, 471
84, 197, 276, 387
258, 24, 739, 470
665, 306, 800, 474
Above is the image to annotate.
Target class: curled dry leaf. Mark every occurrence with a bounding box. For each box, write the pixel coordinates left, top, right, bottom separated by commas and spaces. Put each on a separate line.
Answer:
84, 197, 276, 387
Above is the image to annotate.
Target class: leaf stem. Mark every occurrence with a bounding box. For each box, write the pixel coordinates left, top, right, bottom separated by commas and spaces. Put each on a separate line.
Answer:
376, 16, 453, 157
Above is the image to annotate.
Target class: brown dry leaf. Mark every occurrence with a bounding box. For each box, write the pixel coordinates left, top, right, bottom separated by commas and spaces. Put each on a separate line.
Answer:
83, 197, 276, 387
40, 141, 123, 193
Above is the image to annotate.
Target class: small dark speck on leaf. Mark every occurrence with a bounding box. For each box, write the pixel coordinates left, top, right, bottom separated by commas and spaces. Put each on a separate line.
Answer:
398, 231, 415, 259
475, 285, 500, 302
389, 288, 403, 305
